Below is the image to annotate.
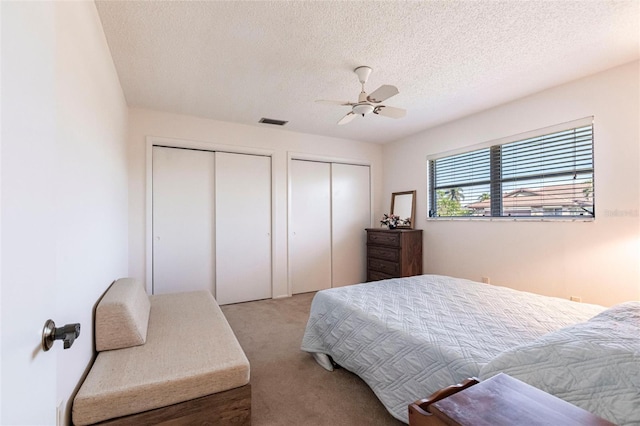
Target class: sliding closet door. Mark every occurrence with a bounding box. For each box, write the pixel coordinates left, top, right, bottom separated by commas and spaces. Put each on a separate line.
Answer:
290, 160, 332, 294
331, 163, 371, 287
152, 146, 215, 295
215, 152, 271, 305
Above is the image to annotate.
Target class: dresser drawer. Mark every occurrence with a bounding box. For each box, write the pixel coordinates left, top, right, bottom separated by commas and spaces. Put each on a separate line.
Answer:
367, 270, 396, 282
367, 245, 400, 262
368, 258, 400, 276
367, 231, 400, 247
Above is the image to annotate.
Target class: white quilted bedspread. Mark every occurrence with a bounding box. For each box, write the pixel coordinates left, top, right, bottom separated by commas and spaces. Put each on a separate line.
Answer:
301, 275, 605, 423
480, 301, 640, 426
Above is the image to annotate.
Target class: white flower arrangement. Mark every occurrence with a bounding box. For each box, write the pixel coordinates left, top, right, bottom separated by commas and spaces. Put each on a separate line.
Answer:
380, 213, 410, 229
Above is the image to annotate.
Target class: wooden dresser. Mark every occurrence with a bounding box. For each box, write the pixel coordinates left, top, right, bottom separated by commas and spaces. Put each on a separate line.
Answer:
365, 228, 422, 282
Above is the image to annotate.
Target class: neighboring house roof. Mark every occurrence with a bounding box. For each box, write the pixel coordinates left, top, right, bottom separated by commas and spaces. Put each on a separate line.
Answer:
466, 182, 593, 210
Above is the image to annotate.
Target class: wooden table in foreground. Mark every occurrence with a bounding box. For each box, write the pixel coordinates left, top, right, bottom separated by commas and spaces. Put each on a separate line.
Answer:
408, 373, 614, 426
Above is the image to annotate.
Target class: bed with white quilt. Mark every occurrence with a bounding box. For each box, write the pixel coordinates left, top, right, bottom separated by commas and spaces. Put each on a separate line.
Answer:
301, 275, 640, 425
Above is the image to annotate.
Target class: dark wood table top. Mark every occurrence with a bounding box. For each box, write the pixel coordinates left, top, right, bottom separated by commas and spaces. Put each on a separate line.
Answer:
409, 373, 614, 426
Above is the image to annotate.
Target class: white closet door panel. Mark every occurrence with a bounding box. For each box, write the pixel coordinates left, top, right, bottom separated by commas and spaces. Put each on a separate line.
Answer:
331, 163, 371, 287
152, 146, 215, 295
290, 160, 332, 294
215, 152, 271, 305
153, 148, 271, 303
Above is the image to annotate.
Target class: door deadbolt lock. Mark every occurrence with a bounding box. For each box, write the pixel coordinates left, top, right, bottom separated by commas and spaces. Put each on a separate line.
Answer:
42, 319, 81, 351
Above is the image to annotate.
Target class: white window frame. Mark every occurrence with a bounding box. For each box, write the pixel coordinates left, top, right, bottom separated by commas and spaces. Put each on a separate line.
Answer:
427, 117, 595, 222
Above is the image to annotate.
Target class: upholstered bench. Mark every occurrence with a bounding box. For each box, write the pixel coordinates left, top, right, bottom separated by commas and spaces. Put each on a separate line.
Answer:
72, 278, 250, 425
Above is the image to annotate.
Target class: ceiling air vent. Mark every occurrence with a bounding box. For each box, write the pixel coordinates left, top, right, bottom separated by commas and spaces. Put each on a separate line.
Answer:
259, 117, 288, 126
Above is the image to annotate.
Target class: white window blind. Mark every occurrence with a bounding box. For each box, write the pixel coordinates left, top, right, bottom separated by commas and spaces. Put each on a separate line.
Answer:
429, 121, 594, 219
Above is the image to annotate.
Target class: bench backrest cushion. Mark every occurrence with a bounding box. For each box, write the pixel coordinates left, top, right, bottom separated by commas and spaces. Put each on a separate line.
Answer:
95, 278, 150, 351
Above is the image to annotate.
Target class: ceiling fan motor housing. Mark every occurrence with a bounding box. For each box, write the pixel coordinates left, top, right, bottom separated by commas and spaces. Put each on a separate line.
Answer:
353, 103, 374, 116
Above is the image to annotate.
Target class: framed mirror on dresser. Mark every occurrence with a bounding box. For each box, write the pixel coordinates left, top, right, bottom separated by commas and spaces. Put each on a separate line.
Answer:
390, 190, 416, 229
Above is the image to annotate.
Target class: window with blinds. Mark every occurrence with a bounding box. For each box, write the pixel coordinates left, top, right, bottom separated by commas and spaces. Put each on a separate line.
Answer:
428, 120, 594, 219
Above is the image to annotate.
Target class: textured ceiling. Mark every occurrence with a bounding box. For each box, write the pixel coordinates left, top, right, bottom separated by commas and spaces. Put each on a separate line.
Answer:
95, 1, 639, 144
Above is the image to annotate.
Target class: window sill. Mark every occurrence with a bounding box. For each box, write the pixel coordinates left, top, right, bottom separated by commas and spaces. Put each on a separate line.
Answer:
426, 217, 595, 222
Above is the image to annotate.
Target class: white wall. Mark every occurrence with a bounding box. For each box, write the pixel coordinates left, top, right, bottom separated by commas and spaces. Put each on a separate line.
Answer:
383, 61, 640, 306
1, 2, 128, 424
128, 108, 383, 298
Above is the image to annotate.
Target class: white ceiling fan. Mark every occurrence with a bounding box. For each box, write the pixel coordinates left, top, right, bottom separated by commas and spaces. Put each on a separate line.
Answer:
317, 66, 406, 125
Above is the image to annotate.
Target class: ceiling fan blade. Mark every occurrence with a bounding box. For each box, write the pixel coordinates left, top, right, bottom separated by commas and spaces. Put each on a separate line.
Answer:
367, 85, 399, 103
374, 105, 406, 119
338, 112, 357, 125
316, 100, 355, 106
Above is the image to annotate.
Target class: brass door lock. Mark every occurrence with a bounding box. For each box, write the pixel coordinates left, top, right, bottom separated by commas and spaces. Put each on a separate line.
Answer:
42, 320, 81, 351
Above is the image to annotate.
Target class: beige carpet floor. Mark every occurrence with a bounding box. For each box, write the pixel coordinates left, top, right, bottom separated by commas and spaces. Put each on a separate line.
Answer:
221, 292, 405, 426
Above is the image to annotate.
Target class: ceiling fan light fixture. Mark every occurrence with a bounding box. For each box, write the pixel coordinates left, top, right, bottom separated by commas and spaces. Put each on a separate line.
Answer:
353, 104, 374, 116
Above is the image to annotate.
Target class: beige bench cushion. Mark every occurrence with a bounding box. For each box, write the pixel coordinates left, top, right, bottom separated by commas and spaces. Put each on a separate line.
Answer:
72, 291, 250, 425
95, 278, 150, 351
